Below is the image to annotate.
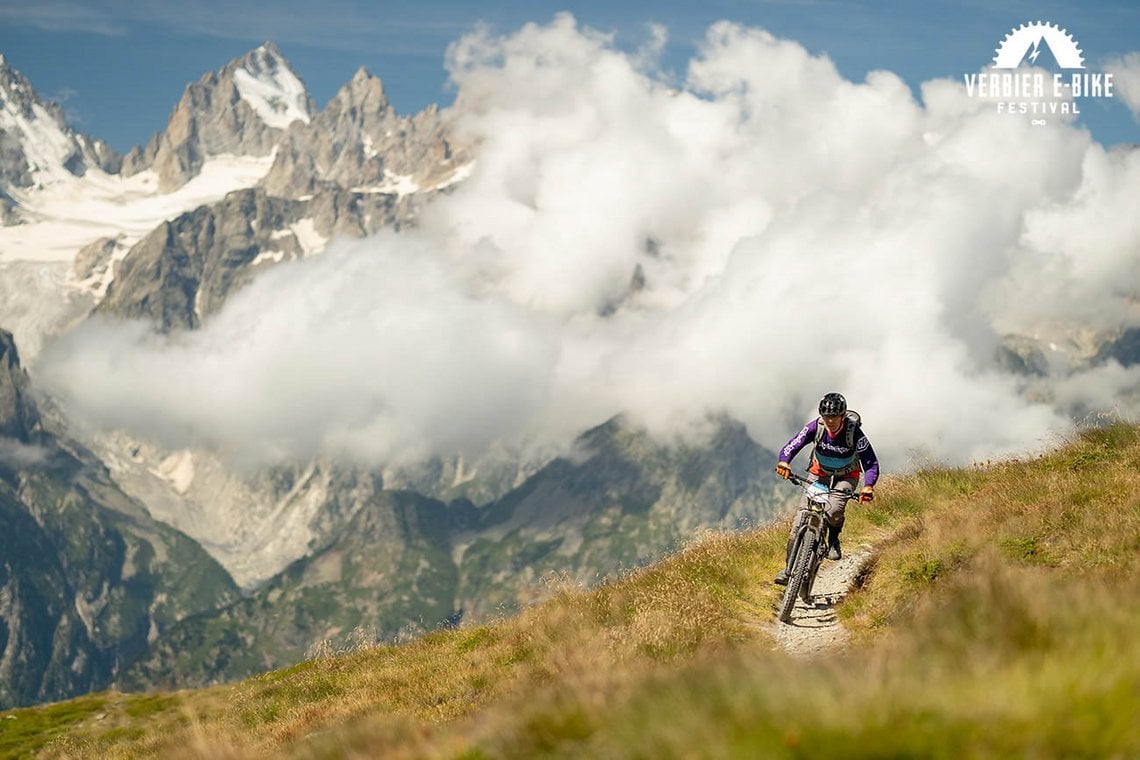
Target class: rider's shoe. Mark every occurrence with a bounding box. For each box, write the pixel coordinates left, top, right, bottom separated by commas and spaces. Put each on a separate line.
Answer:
827, 533, 842, 561
773, 570, 790, 586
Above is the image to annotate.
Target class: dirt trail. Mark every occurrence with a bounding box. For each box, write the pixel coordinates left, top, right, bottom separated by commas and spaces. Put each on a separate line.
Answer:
771, 545, 872, 656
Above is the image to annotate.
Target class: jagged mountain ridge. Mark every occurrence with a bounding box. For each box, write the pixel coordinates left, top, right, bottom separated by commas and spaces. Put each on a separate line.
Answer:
87, 432, 546, 590
452, 415, 781, 618
92, 438, 394, 591
93, 185, 423, 332
0, 42, 465, 249
24, 44, 478, 593
260, 67, 467, 199
0, 42, 468, 332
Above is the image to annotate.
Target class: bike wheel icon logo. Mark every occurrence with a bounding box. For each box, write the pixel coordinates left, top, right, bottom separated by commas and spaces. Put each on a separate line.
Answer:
992, 22, 1085, 69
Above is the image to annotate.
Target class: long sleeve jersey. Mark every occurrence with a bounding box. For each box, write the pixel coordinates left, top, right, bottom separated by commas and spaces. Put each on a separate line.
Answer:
778, 417, 880, 486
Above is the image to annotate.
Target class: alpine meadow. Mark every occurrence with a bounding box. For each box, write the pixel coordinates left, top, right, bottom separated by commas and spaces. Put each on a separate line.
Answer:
2, 423, 1138, 757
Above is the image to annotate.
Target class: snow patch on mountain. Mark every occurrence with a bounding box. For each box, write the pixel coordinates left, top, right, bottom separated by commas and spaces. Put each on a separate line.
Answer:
433, 160, 475, 191
0, 154, 276, 264
355, 171, 420, 196
253, 219, 329, 265
0, 153, 276, 361
0, 54, 118, 200
353, 161, 476, 196
71, 237, 132, 300
0, 260, 93, 362
232, 48, 311, 130
252, 249, 287, 266
156, 449, 196, 494
0, 88, 84, 189
289, 218, 327, 256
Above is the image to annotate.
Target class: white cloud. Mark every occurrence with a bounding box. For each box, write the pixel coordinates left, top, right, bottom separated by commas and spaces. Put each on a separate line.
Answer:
36, 16, 1140, 471
0, 437, 50, 467
38, 235, 558, 466
1105, 52, 1140, 122
0, 2, 125, 36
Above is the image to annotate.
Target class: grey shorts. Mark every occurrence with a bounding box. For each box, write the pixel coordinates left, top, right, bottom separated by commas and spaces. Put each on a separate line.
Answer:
788, 475, 857, 534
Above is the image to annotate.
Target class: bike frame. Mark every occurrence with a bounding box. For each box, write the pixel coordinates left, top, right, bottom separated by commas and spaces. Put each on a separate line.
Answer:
777, 472, 858, 623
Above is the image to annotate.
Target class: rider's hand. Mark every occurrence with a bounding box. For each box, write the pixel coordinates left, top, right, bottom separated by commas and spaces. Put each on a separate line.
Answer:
859, 486, 875, 503
775, 462, 791, 480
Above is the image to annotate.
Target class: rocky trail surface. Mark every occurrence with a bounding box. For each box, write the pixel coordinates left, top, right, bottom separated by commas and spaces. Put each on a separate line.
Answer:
771, 546, 873, 656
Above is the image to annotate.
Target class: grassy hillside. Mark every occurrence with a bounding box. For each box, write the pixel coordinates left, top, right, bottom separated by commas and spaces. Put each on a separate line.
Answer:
3, 424, 1138, 758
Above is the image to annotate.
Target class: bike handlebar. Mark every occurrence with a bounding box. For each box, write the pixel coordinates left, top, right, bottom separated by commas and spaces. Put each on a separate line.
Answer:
785, 472, 862, 502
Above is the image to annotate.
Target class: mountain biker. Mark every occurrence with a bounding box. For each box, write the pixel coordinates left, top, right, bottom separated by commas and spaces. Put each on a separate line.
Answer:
773, 392, 879, 585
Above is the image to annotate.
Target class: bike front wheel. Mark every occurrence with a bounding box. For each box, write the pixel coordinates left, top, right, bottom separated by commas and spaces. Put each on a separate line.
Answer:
778, 529, 815, 623
801, 532, 826, 604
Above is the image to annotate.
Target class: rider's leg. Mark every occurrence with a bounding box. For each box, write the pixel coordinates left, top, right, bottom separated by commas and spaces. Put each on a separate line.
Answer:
825, 478, 857, 560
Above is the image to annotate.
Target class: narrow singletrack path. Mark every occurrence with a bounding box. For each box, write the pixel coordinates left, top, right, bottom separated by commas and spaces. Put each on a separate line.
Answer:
771, 545, 872, 656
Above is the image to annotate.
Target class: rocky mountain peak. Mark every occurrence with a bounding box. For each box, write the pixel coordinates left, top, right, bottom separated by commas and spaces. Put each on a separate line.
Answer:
0, 56, 121, 222
260, 66, 468, 199
121, 41, 315, 192
234, 41, 287, 77
0, 56, 63, 132
343, 67, 391, 111
224, 42, 313, 130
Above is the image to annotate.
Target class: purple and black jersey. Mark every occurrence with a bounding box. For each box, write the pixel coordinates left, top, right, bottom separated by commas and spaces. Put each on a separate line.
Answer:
779, 417, 880, 486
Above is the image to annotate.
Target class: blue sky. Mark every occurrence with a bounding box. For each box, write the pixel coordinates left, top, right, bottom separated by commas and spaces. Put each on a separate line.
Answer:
0, 0, 1136, 152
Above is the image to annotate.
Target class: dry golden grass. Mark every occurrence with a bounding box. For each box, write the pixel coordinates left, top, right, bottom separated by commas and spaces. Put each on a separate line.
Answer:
18, 525, 783, 758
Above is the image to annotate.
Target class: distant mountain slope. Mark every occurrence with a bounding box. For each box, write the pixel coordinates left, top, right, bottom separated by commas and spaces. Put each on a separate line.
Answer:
118, 489, 464, 690
455, 415, 781, 618
117, 415, 783, 690
0, 329, 239, 708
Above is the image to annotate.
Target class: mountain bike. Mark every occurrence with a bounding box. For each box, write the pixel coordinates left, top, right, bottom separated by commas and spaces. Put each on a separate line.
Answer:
777, 473, 859, 624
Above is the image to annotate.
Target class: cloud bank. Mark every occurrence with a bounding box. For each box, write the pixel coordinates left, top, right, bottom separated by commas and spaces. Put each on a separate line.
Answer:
37, 15, 1140, 471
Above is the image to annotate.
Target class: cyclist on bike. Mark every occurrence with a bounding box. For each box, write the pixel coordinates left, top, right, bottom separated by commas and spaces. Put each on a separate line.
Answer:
773, 392, 879, 585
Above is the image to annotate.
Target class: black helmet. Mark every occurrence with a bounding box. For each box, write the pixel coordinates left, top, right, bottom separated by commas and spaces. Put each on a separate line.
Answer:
819, 392, 847, 417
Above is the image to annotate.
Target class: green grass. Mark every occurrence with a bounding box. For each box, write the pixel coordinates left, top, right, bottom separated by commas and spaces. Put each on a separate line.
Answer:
0, 696, 108, 758
4, 423, 1139, 758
